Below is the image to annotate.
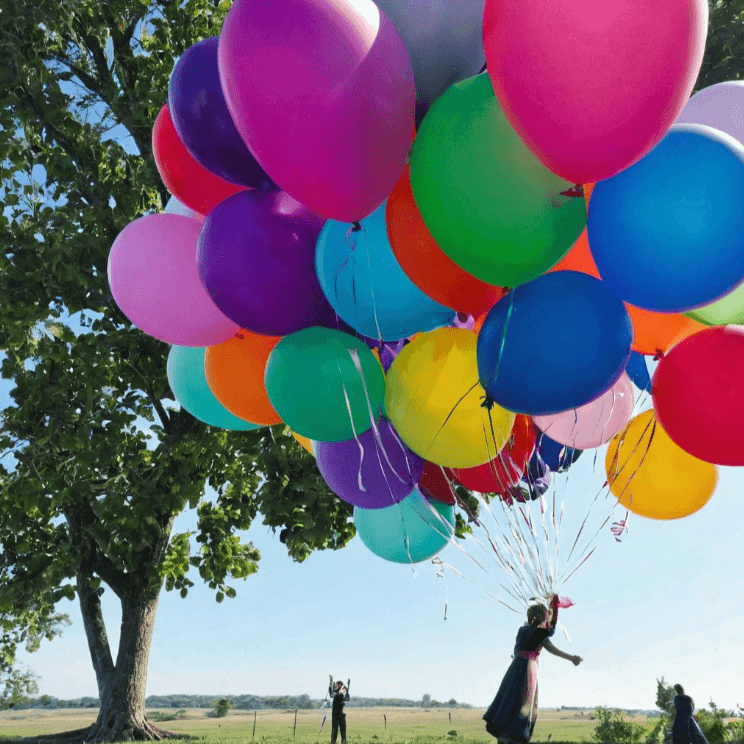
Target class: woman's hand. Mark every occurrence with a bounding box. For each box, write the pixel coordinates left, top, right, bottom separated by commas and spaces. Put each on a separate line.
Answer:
572, 655, 583, 666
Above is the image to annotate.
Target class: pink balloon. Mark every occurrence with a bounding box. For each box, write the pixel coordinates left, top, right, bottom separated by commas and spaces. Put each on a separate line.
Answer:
533, 374, 634, 450
483, 0, 708, 184
218, 0, 415, 223
108, 214, 240, 346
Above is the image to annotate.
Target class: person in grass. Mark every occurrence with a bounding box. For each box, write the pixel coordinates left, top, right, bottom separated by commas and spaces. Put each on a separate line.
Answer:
671, 684, 709, 744
329, 676, 351, 744
483, 595, 582, 744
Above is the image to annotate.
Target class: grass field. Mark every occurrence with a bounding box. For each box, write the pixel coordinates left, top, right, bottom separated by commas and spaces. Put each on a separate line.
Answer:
0, 706, 657, 744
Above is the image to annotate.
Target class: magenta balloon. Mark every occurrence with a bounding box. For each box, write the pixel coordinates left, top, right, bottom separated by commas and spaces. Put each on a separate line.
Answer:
533, 374, 634, 450
108, 214, 239, 346
316, 418, 424, 509
676, 81, 744, 145
218, 0, 415, 222
483, 0, 708, 184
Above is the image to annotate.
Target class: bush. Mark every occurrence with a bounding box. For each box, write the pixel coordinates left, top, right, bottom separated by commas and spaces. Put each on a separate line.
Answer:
212, 697, 232, 718
593, 707, 648, 744
696, 701, 731, 743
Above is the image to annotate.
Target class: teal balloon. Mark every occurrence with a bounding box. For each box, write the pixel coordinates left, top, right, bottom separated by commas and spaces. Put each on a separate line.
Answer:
316, 202, 455, 341
167, 345, 261, 430
354, 488, 454, 563
264, 326, 386, 442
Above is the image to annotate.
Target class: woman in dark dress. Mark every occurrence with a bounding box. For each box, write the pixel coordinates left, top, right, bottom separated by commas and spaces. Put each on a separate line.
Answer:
483, 596, 582, 744
671, 684, 708, 744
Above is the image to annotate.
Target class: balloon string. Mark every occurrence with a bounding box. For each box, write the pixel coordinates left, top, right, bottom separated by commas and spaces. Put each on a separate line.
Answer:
422, 380, 480, 462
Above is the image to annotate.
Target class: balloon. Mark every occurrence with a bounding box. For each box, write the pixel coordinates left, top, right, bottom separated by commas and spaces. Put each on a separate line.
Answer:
676, 81, 744, 145
606, 410, 717, 520
625, 352, 652, 393
264, 327, 385, 442
685, 283, 744, 326
167, 346, 261, 431
386, 167, 505, 317
198, 190, 335, 336
168, 38, 274, 188
535, 434, 581, 473
373, 0, 485, 123
453, 415, 535, 493
477, 272, 633, 415
152, 105, 245, 216
108, 214, 239, 346
652, 325, 744, 466
588, 125, 744, 312
483, 0, 708, 184
218, 0, 415, 222
410, 74, 585, 287
316, 203, 455, 341
204, 330, 282, 426
418, 461, 456, 505
534, 374, 634, 450
553, 231, 706, 354
354, 488, 454, 563
315, 418, 423, 509
385, 328, 515, 468
164, 196, 203, 222
291, 430, 315, 456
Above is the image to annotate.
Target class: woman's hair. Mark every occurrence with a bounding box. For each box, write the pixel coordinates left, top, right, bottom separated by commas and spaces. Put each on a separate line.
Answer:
674, 684, 685, 695
526, 603, 548, 626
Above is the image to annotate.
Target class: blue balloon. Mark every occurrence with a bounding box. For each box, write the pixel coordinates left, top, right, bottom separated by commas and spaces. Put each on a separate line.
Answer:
354, 488, 454, 563
168, 38, 274, 189
316, 203, 456, 341
477, 271, 633, 416
625, 351, 652, 393
588, 124, 744, 312
535, 434, 581, 473
167, 346, 261, 430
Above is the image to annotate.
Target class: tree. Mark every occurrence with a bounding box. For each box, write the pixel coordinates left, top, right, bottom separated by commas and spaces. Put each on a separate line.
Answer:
656, 677, 676, 717
0, 1, 357, 740
696, 0, 744, 90
212, 698, 231, 718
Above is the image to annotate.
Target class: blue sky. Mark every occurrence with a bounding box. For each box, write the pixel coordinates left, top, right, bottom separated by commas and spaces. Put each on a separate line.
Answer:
8, 394, 744, 711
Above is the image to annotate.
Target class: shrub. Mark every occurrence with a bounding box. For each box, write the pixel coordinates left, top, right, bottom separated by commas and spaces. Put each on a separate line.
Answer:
593, 707, 647, 744
212, 697, 232, 718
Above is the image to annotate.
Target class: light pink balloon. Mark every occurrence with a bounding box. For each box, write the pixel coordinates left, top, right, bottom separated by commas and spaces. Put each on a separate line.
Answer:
483, 0, 708, 184
108, 214, 239, 346
218, 0, 415, 223
533, 374, 634, 450
676, 81, 744, 145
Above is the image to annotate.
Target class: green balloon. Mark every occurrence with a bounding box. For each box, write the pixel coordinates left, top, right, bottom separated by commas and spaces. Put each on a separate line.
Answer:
264, 327, 385, 442
685, 281, 744, 326
410, 74, 586, 287
354, 488, 454, 564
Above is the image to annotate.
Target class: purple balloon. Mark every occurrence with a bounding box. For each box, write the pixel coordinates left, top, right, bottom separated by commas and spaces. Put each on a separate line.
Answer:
676, 81, 744, 146
168, 37, 274, 189
316, 419, 424, 509
198, 190, 337, 336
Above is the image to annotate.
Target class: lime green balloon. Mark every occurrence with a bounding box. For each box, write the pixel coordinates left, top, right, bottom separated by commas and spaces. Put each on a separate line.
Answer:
685, 281, 744, 325
410, 74, 586, 287
264, 327, 385, 442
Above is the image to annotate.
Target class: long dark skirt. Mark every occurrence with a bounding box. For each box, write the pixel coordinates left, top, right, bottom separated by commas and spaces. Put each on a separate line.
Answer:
672, 716, 708, 744
483, 656, 539, 744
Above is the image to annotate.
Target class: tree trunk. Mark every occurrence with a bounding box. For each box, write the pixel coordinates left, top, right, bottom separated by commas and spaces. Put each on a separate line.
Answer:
84, 590, 171, 742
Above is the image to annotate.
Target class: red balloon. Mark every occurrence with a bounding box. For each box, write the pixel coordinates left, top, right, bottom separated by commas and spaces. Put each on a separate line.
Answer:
418, 461, 456, 505
652, 326, 744, 466
453, 415, 536, 493
152, 105, 246, 216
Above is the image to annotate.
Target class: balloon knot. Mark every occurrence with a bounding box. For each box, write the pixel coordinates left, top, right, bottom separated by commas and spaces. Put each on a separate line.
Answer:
560, 184, 585, 198
481, 393, 496, 411
350, 221, 362, 232
234, 332, 245, 340
653, 349, 665, 361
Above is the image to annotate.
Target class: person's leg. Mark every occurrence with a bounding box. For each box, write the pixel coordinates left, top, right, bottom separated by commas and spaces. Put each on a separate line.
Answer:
331, 716, 339, 744
340, 712, 347, 743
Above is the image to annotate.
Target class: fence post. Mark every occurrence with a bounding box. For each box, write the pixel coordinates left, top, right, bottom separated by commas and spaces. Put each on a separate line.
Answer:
252, 710, 257, 741
294, 708, 298, 739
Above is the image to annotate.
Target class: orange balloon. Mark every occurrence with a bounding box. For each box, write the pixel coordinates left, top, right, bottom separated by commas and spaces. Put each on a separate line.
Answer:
291, 430, 314, 456
552, 231, 706, 355
583, 182, 595, 208
386, 166, 505, 317
204, 330, 282, 425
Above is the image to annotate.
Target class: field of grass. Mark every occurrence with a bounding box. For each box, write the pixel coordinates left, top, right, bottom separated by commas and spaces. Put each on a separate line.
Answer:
0, 706, 658, 744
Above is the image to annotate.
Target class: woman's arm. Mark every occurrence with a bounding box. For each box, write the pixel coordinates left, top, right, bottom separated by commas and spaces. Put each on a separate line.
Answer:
542, 639, 582, 665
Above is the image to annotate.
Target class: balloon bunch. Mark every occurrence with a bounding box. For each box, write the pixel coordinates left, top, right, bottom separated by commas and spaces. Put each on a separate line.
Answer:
107, 0, 739, 573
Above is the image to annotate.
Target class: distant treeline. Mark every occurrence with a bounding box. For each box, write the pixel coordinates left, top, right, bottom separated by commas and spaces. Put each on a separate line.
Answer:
13, 694, 473, 711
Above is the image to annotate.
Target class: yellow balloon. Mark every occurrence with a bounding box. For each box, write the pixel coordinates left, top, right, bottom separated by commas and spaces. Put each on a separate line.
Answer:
605, 410, 717, 520
385, 328, 515, 468
290, 429, 315, 456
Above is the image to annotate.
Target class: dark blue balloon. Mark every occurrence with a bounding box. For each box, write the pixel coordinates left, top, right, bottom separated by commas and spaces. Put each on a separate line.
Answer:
476, 271, 633, 416
588, 124, 744, 312
168, 37, 274, 189
535, 434, 581, 473
625, 351, 652, 393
